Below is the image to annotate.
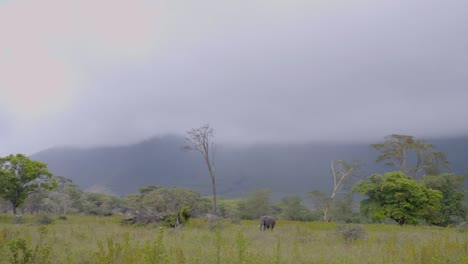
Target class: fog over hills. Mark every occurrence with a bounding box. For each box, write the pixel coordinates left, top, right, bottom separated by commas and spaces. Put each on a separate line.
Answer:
32, 135, 468, 198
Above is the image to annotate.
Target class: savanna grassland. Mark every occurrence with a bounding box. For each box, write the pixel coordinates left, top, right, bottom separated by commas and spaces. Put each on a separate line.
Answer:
0, 214, 467, 264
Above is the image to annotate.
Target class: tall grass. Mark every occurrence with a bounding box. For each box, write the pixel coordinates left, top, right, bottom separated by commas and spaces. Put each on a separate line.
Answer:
0, 214, 466, 263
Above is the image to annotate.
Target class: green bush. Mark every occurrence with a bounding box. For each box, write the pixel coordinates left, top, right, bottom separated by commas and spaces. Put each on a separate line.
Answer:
36, 214, 54, 225
6, 226, 52, 264
8, 238, 32, 264
58, 215, 68, 221
336, 224, 367, 242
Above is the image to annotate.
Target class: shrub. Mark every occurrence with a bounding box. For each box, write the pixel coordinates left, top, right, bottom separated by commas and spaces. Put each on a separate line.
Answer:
58, 215, 68, 221
456, 222, 468, 232
13, 215, 24, 225
336, 224, 367, 242
36, 214, 54, 225
7, 226, 51, 264
8, 238, 32, 264
230, 216, 241, 224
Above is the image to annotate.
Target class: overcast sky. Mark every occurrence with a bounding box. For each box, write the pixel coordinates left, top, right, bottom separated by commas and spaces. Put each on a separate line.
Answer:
1, 0, 468, 156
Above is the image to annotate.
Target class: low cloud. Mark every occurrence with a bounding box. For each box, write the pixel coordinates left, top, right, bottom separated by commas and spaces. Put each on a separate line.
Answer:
1, 0, 467, 155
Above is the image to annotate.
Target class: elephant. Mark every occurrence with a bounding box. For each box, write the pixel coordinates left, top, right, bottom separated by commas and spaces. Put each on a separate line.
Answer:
259, 215, 276, 230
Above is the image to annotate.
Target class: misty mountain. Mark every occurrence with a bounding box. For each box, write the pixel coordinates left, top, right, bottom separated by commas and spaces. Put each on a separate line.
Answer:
31, 135, 468, 198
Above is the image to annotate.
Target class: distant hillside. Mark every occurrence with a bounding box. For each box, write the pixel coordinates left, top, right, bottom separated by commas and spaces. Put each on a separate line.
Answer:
31, 135, 468, 198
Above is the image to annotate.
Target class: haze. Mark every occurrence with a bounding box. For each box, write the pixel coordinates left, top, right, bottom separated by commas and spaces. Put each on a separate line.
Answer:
1, 0, 468, 156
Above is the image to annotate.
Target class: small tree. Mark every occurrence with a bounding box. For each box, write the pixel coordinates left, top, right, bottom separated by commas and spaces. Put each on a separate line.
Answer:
308, 190, 331, 221
184, 124, 217, 215
371, 134, 449, 179
330, 192, 356, 223
23, 189, 49, 214
308, 160, 360, 222
353, 172, 442, 225
0, 154, 57, 214
83, 192, 122, 215
46, 176, 83, 215
279, 196, 312, 221
238, 188, 272, 219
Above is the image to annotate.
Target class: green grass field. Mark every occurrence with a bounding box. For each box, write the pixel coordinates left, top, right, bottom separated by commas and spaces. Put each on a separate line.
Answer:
0, 214, 467, 264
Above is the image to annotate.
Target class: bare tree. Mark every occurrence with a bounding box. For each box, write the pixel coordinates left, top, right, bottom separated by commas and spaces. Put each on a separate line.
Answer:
308, 160, 360, 222
184, 124, 217, 215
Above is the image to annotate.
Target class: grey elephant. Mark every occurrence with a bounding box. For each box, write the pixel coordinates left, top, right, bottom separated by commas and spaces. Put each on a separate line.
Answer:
259, 215, 276, 230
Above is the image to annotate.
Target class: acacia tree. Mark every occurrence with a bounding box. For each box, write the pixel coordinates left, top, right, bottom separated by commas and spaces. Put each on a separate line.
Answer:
371, 134, 449, 179
308, 160, 360, 222
123, 185, 205, 226
47, 176, 83, 215
142, 186, 203, 216
353, 172, 442, 225
0, 154, 57, 214
184, 124, 217, 215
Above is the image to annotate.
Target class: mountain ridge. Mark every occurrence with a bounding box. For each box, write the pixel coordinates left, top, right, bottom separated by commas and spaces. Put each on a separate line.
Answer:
31, 135, 468, 198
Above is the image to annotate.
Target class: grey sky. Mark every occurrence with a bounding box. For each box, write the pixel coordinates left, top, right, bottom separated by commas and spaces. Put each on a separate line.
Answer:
1, 0, 468, 156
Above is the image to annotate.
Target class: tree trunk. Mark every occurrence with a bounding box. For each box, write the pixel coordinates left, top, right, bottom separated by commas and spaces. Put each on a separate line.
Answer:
323, 207, 329, 222
211, 175, 217, 215
205, 152, 217, 215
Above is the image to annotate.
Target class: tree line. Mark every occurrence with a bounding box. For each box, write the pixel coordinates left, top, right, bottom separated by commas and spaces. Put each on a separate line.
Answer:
0, 133, 466, 227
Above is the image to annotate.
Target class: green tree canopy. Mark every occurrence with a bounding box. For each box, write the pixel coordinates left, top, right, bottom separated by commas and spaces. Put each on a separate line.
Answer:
420, 173, 467, 226
353, 172, 442, 225
0, 154, 57, 214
